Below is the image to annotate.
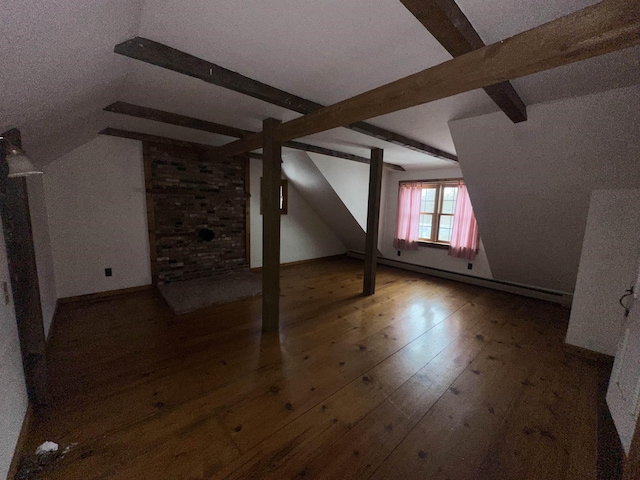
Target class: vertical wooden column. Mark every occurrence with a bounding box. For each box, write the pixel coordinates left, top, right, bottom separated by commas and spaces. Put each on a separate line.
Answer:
363, 148, 384, 295
624, 420, 640, 479
0, 128, 48, 405
261, 118, 282, 332
142, 142, 159, 286
243, 156, 251, 266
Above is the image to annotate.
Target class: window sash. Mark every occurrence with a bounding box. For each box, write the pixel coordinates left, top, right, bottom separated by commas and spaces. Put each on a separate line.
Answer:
415, 181, 459, 244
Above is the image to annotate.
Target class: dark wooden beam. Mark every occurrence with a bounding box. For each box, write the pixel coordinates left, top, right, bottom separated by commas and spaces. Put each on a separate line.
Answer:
114, 37, 456, 161
284, 140, 404, 171
215, 0, 640, 158
363, 148, 384, 296
345, 122, 451, 159
100, 127, 223, 150
104, 101, 249, 138
141, 144, 159, 286
103, 103, 405, 171
399, 0, 527, 123
261, 118, 282, 333
0, 128, 48, 406
98, 127, 263, 160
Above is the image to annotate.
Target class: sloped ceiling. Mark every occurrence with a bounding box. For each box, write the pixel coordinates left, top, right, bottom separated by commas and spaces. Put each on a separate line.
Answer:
1, 0, 639, 168
450, 85, 640, 293
0, 0, 145, 162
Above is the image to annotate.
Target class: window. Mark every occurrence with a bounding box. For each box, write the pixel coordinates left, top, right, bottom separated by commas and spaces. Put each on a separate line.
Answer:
394, 179, 478, 259
416, 181, 459, 244
260, 178, 288, 215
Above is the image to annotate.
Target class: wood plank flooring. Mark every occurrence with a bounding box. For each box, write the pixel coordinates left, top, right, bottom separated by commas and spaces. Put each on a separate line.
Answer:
20, 258, 606, 479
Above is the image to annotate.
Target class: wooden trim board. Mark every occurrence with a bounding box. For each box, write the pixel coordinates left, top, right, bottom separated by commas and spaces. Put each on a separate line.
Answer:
57, 285, 153, 305
7, 402, 34, 480
250, 253, 347, 273
563, 343, 615, 367
347, 252, 573, 306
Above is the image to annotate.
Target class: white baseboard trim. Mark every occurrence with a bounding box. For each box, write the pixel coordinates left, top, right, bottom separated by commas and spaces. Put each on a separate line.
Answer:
347, 251, 573, 306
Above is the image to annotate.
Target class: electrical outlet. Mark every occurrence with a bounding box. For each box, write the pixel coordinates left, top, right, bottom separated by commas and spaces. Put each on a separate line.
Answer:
467, 263, 473, 270
105, 268, 112, 277
397, 250, 401, 257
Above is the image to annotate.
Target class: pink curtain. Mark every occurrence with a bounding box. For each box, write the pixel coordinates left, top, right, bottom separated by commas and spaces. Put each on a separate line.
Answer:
448, 184, 479, 260
394, 182, 421, 250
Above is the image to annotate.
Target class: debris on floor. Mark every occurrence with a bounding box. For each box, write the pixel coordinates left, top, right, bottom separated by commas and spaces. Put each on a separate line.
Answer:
34, 442, 58, 456
15, 441, 76, 480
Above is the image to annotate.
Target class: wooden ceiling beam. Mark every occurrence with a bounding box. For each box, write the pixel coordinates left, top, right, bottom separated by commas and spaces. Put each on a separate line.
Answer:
103, 102, 405, 171
399, 0, 527, 123
283, 140, 403, 171
215, 0, 640, 159
114, 37, 456, 161
104, 101, 249, 138
98, 127, 263, 160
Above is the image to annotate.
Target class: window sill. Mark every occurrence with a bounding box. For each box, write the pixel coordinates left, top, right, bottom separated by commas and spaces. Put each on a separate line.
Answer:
417, 242, 450, 250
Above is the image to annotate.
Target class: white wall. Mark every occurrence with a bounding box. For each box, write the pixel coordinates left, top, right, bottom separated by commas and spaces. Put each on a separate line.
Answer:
566, 189, 640, 356
380, 165, 493, 279
0, 221, 28, 480
450, 85, 640, 293
43, 136, 151, 298
282, 151, 366, 252
309, 153, 370, 230
26, 175, 57, 338
250, 159, 346, 268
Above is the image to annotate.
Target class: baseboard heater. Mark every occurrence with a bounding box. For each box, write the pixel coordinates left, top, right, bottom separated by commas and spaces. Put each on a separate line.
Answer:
347, 251, 573, 306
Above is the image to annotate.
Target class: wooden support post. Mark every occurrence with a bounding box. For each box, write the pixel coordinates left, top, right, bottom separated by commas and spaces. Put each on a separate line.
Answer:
142, 143, 159, 286
261, 118, 282, 332
0, 128, 48, 405
363, 148, 384, 296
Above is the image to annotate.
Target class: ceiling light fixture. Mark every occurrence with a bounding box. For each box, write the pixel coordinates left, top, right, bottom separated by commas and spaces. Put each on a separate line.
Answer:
0, 136, 43, 178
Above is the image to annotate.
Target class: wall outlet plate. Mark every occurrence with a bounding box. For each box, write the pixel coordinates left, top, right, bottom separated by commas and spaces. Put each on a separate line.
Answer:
105, 268, 112, 277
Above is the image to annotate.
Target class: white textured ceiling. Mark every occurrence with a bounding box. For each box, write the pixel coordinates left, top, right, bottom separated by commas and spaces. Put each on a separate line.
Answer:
0, 0, 144, 162
1, 0, 638, 167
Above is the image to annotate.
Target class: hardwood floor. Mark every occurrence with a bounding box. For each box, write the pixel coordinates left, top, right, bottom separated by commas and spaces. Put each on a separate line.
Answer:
21, 258, 606, 479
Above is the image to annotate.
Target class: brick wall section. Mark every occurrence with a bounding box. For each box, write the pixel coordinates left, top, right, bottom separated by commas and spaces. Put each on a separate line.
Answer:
148, 144, 248, 284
